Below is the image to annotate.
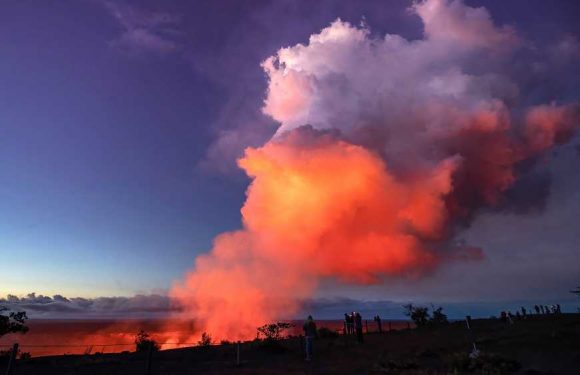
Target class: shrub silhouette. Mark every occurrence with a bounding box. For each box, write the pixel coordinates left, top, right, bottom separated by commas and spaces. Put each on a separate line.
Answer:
257, 322, 293, 341
256, 322, 294, 354
19, 352, 31, 360
403, 304, 430, 327
198, 332, 212, 346
430, 305, 449, 326
0, 307, 28, 338
403, 304, 448, 327
134, 330, 160, 352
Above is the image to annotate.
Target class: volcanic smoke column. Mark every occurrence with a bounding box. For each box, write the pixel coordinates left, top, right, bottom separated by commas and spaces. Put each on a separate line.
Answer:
171, 0, 580, 342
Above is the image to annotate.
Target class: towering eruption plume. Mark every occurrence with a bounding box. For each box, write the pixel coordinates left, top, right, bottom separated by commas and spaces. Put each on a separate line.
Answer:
171, 0, 580, 342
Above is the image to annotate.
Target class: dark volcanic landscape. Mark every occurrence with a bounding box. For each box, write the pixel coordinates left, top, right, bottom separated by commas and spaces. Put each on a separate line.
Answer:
2, 315, 579, 375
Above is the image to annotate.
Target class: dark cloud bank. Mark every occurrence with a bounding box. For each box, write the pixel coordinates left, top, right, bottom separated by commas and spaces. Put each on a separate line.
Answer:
0, 293, 179, 318
3, 293, 578, 320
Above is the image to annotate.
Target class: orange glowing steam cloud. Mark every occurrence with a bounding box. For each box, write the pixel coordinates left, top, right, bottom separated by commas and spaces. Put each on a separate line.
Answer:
171, 130, 460, 341
170, 0, 580, 343
171, 107, 578, 343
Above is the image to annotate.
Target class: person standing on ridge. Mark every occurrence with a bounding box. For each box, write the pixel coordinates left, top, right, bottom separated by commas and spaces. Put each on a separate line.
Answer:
374, 315, 383, 333
354, 312, 364, 343
344, 313, 353, 335
303, 315, 317, 361
348, 313, 354, 334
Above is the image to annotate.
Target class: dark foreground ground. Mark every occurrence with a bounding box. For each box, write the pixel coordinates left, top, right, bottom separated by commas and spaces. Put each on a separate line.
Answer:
4, 314, 580, 375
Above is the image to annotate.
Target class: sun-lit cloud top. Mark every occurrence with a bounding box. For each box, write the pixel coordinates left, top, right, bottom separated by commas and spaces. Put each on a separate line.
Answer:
170, 0, 580, 343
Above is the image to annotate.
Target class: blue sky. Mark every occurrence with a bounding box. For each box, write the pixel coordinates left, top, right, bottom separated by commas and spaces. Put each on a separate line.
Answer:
0, 0, 423, 297
1, 0, 579, 315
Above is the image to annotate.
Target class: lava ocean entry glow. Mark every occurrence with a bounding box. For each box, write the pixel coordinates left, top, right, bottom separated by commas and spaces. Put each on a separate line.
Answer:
169, 0, 580, 343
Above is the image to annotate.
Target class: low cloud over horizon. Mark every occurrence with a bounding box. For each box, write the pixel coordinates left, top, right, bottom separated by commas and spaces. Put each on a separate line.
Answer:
0, 293, 179, 318
3, 292, 578, 320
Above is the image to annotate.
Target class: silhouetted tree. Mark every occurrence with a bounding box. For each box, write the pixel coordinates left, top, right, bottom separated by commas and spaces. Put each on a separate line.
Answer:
403, 304, 448, 327
0, 307, 28, 338
19, 352, 31, 360
431, 306, 449, 326
134, 330, 160, 352
403, 304, 430, 327
198, 332, 212, 346
257, 322, 293, 340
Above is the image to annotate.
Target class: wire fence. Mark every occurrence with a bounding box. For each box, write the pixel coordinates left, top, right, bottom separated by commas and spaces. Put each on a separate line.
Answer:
0, 314, 577, 375
0, 320, 413, 375
0, 319, 409, 355
0, 337, 284, 374
0, 334, 378, 375
0, 343, 200, 348
0, 341, 216, 359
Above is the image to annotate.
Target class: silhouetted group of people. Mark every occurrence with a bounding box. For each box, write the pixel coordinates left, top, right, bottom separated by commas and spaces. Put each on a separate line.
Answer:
500, 304, 562, 323
303, 313, 366, 362
343, 312, 364, 343
533, 304, 561, 315
303, 302, 565, 362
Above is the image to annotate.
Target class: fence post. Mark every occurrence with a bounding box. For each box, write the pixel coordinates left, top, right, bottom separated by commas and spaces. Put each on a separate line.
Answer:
5, 343, 18, 375
465, 315, 472, 330
465, 316, 478, 353
236, 341, 240, 367
365, 320, 368, 333
145, 341, 154, 375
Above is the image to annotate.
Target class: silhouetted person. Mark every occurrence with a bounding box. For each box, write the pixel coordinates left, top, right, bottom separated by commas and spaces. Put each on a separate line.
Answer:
345, 313, 354, 334
544, 305, 550, 315
354, 312, 364, 343
556, 304, 562, 314
521, 306, 527, 318
516, 311, 521, 320
540, 305, 545, 314
500, 311, 507, 322
303, 315, 317, 361
374, 315, 382, 333
534, 305, 540, 314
